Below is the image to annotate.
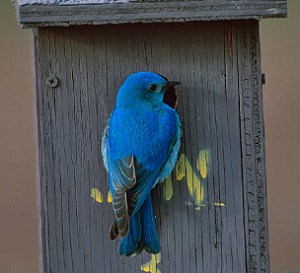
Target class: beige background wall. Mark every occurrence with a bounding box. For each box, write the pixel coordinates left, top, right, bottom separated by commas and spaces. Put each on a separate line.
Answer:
0, 1, 299, 272
261, 2, 300, 271
0, 1, 38, 273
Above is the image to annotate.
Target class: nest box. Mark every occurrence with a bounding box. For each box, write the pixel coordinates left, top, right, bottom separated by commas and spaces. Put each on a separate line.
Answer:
12, 1, 287, 273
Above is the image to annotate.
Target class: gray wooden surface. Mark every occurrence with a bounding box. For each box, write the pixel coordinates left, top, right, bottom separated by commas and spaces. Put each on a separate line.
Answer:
34, 20, 268, 273
13, 0, 287, 28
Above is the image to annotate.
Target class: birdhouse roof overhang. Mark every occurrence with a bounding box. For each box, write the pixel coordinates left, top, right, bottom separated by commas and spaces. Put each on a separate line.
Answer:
13, 0, 287, 28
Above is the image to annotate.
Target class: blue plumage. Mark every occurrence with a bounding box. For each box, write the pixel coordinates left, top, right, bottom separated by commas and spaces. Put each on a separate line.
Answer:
101, 72, 181, 256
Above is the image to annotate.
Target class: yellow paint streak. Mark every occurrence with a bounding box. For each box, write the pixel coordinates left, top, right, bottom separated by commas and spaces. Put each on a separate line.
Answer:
141, 253, 161, 273
164, 175, 173, 201
90, 188, 103, 203
195, 202, 226, 210
197, 150, 209, 179
175, 154, 186, 181
107, 191, 112, 203
176, 154, 204, 206
214, 202, 225, 207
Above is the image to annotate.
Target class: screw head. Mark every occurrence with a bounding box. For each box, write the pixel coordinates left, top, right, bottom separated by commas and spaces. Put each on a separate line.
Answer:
46, 76, 59, 88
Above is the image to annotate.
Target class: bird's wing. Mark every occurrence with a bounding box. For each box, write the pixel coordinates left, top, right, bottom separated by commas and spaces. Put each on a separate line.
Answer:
109, 155, 136, 238
127, 124, 180, 217
102, 121, 137, 238
126, 161, 161, 216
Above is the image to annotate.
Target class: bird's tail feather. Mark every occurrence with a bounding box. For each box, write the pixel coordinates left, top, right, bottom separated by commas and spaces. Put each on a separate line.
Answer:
119, 212, 142, 256
140, 194, 161, 254
118, 194, 160, 256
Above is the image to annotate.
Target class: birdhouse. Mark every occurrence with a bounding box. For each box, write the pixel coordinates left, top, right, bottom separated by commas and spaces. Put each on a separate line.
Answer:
13, 1, 287, 273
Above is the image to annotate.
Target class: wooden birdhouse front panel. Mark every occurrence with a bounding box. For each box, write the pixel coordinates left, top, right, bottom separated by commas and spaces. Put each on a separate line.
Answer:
34, 20, 266, 273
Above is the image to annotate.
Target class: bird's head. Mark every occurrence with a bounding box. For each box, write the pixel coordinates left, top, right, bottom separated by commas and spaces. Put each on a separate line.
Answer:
116, 72, 180, 109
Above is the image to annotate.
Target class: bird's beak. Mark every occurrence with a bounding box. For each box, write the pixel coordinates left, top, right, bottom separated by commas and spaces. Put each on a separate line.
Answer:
168, 81, 181, 87
164, 81, 181, 92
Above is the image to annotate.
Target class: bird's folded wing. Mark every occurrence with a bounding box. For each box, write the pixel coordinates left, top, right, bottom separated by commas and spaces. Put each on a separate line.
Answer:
110, 156, 136, 237
127, 128, 180, 217
126, 163, 161, 216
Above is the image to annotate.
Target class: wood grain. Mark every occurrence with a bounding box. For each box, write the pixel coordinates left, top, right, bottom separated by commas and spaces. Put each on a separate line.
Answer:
237, 21, 269, 273
34, 21, 268, 273
13, 0, 287, 28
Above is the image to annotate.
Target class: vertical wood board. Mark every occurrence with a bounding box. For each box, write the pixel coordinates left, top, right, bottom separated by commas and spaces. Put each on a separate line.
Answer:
237, 21, 269, 273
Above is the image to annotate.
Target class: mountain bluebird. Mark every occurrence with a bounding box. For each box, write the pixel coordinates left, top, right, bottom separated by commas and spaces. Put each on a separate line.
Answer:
101, 72, 181, 256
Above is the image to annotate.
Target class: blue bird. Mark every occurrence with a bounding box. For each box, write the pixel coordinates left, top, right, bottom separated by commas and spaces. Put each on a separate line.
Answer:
101, 72, 181, 256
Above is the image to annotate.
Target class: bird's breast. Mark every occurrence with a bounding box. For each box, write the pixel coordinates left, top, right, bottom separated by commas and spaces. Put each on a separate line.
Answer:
109, 108, 172, 170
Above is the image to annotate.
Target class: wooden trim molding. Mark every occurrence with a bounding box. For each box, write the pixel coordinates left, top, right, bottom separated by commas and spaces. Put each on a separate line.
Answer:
13, 0, 287, 28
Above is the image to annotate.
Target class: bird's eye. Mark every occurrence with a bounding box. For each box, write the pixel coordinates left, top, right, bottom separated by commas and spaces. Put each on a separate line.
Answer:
148, 84, 158, 92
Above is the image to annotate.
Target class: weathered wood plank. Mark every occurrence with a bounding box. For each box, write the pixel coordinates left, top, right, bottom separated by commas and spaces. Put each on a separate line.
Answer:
13, 0, 287, 28
34, 20, 268, 273
237, 20, 269, 273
